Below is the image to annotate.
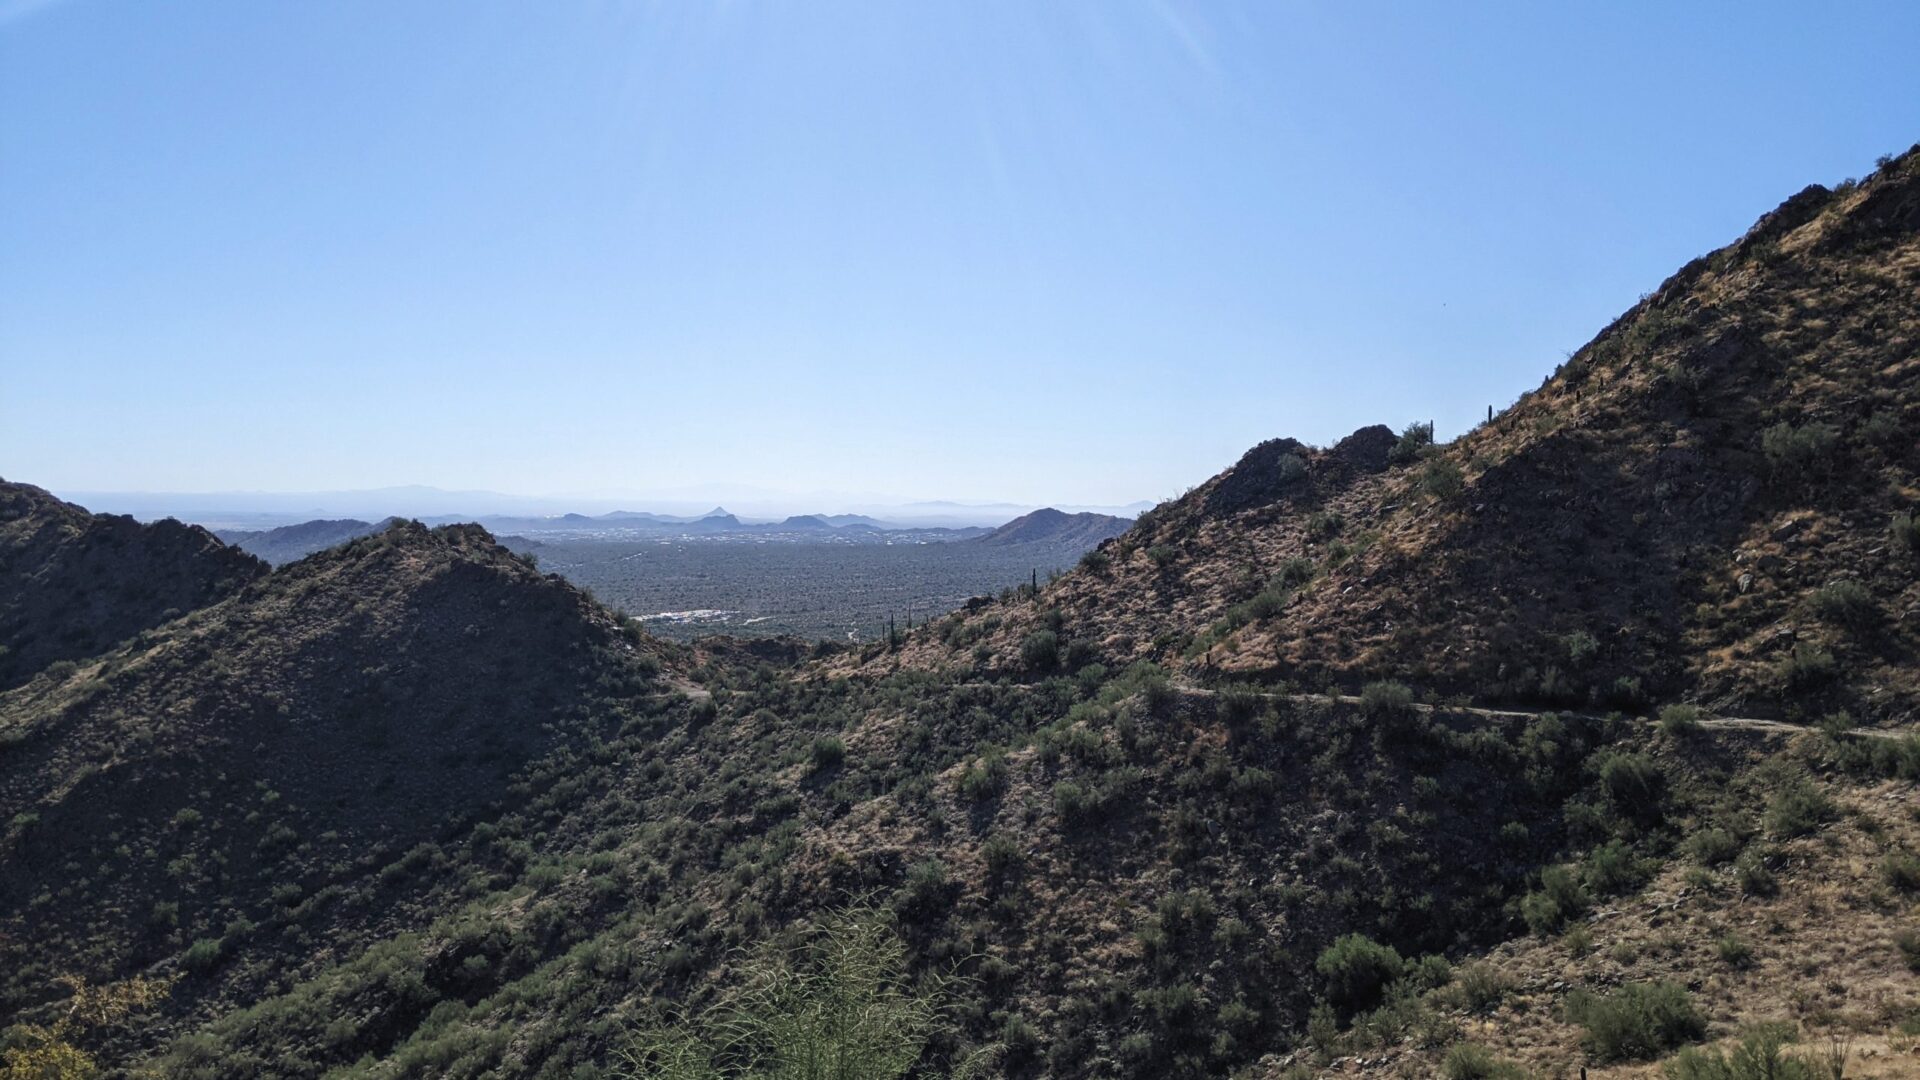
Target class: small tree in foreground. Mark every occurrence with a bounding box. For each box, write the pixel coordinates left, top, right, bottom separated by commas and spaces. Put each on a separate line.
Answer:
617, 909, 994, 1080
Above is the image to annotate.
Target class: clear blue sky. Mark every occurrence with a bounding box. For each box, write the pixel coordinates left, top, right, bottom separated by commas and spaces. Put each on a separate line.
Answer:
3, 2, 1916, 508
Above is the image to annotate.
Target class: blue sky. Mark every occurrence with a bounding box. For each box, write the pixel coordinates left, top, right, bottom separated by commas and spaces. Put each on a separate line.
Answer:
3, 2, 1916, 509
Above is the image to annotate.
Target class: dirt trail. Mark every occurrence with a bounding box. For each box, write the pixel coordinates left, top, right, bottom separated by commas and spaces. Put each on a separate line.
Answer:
1175, 685, 1915, 741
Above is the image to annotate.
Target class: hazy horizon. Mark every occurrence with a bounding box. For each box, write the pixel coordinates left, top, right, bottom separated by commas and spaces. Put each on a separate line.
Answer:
45, 479, 1156, 530
6, 3, 1918, 505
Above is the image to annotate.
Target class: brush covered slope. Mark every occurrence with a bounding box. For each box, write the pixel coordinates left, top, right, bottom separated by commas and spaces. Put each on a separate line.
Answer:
0, 480, 266, 692
898, 146, 1920, 724
0, 520, 678, 1066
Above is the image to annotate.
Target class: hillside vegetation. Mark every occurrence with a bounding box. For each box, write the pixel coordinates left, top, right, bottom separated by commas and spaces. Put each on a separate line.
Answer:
1, 149, 1919, 1079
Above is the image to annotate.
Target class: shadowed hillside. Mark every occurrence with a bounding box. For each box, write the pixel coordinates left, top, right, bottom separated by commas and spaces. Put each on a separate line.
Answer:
0, 480, 266, 693
0, 520, 678, 1050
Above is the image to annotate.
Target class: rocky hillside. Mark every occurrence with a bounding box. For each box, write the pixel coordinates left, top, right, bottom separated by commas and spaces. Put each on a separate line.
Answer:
0, 480, 265, 692
976, 508, 1134, 548
214, 517, 395, 565
0, 519, 678, 1055
893, 145, 1920, 726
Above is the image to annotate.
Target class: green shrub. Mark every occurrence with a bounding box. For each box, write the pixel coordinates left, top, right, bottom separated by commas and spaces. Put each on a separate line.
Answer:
1442, 1042, 1526, 1080
1585, 840, 1651, 896
981, 833, 1024, 879
1763, 780, 1834, 839
1658, 704, 1702, 737
1315, 933, 1405, 1014
808, 736, 846, 771
955, 751, 1009, 801
1306, 511, 1344, 541
1777, 643, 1838, 689
1359, 680, 1414, 716
182, 937, 224, 974
1891, 511, 1920, 554
1147, 545, 1178, 569
1078, 548, 1111, 575
1454, 963, 1514, 1014
1685, 827, 1744, 867
1880, 851, 1920, 894
1736, 851, 1778, 896
1388, 421, 1435, 465
1809, 580, 1876, 629
1563, 630, 1600, 667
1521, 864, 1589, 935
1664, 1022, 1813, 1080
1020, 630, 1061, 671
1597, 751, 1665, 816
1896, 928, 1920, 972
1715, 933, 1755, 969
1761, 420, 1841, 485
1417, 458, 1464, 500
1570, 980, 1706, 1062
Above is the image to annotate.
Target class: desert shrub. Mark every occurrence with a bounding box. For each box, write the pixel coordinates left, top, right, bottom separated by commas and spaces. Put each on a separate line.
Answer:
1880, 850, 1920, 894
1315, 934, 1404, 1014
1896, 928, 1920, 972
1735, 851, 1778, 896
1665, 1022, 1813, 1080
1862, 409, 1903, 447
1417, 458, 1464, 500
1891, 511, 1920, 554
1715, 933, 1755, 969
1052, 780, 1096, 822
808, 736, 846, 771
981, 834, 1024, 879
1388, 421, 1435, 465
1761, 420, 1841, 485
1078, 548, 1111, 575
1359, 680, 1414, 716
182, 937, 223, 974
1147, 545, 1178, 569
955, 751, 1009, 801
1684, 827, 1744, 866
1275, 453, 1309, 484
1453, 963, 1514, 1014
1777, 643, 1838, 689
615, 909, 984, 1080
1522, 864, 1589, 935
1442, 1042, 1526, 1080
1585, 840, 1651, 896
1569, 980, 1705, 1063
1597, 751, 1664, 817
1763, 780, 1834, 839
1274, 557, 1315, 588
1306, 511, 1344, 541
1020, 630, 1060, 671
1808, 580, 1876, 629
1563, 630, 1600, 667
1658, 704, 1702, 737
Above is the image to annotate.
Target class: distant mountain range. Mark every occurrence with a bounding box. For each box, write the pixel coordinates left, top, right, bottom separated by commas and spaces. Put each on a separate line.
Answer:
210, 505, 1133, 565
60, 486, 1152, 531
